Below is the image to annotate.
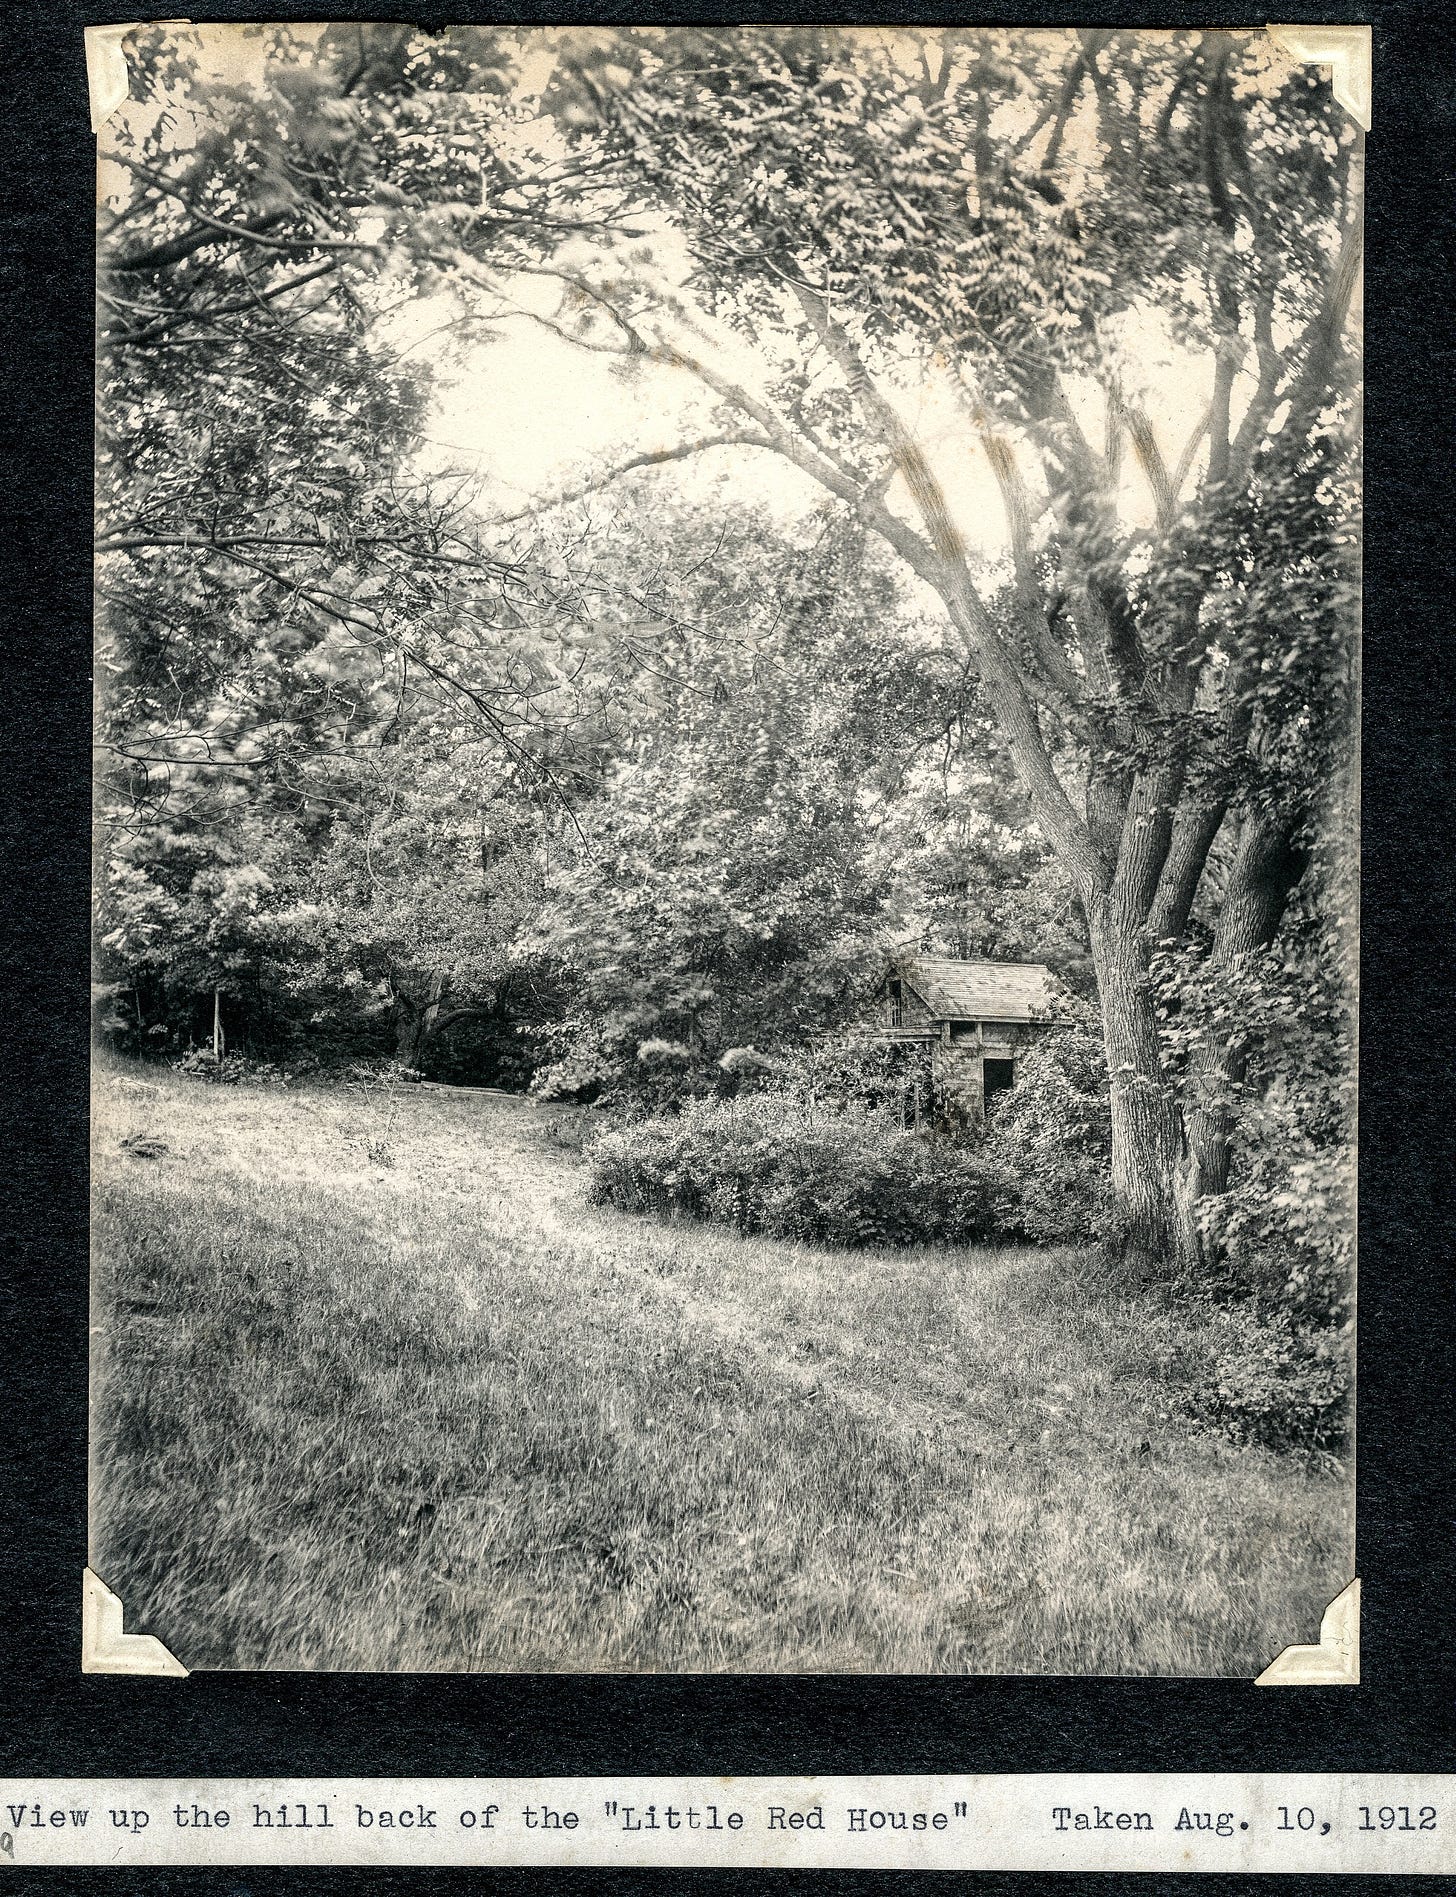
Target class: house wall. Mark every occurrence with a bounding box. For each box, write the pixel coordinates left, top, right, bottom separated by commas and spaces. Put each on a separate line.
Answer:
873, 999, 1043, 1121
885, 983, 934, 1030
932, 1041, 985, 1122
933, 1023, 1031, 1120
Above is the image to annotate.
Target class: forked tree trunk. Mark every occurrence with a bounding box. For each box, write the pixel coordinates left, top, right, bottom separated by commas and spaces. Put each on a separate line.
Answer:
1086, 897, 1195, 1271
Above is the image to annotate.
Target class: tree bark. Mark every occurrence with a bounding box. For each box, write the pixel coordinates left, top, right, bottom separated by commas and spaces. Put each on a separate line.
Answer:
1172, 814, 1309, 1262
1086, 895, 1192, 1269
1147, 797, 1228, 942
395, 971, 445, 1066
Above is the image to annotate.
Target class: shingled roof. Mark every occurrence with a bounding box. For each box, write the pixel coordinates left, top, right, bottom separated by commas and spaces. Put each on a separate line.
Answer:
897, 956, 1063, 1024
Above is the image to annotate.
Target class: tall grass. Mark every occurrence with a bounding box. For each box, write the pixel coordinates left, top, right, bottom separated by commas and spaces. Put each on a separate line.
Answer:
90, 1062, 1352, 1673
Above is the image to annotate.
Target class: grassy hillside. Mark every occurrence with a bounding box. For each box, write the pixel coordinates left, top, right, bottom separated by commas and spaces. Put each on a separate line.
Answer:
90, 1061, 1351, 1674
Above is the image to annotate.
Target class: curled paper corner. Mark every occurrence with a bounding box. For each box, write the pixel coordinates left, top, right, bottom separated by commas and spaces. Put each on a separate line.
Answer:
1267, 25, 1372, 131
81, 1568, 189, 1676
1255, 1576, 1360, 1686
85, 20, 192, 134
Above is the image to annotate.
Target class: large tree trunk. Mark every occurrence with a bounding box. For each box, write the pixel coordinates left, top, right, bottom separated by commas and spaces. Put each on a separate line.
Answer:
1086, 896, 1194, 1271
394, 1005, 422, 1064
1172, 814, 1308, 1264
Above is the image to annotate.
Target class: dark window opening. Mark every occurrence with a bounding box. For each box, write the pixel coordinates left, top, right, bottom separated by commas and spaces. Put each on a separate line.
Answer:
983, 1057, 1015, 1109
888, 978, 903, 1027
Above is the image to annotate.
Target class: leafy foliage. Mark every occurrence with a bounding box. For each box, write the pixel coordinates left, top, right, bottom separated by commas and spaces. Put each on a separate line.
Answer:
542, 25, 1361, 1268
589, 1093, 1005, 1249
979, 1010, 1113, 1244
522, 512, 1046, 1103
92, 22, 1359, 1346
1189, 1303, 1351, 1456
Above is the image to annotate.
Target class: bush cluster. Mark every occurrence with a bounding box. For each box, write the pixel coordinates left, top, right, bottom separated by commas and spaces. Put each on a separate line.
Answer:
977, 1016, 1112, 1244
585, 1011, 1352, 1459
175, 1050, 294, 1085
1187, 1303, 1352, 1458
588, 1093, 1006, 1249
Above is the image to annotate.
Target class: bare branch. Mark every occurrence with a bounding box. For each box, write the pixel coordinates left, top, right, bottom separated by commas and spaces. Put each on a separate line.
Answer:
1117, 399, 1176, 526
1169, 399, 1213, 500
972, 410, 1082, 712
485, 434, 775, 526
1230, 211, 1363, 480
113, 260, 341, 346
1039, 46, 1089, 174
94, 530, 513, 574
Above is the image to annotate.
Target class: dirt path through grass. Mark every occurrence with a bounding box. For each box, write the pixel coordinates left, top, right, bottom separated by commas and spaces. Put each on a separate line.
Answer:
90, 1066, 1352, 1674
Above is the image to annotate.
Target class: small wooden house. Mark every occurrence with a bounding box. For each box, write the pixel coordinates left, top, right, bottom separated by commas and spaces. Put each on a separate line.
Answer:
874, 956, 1065, 1122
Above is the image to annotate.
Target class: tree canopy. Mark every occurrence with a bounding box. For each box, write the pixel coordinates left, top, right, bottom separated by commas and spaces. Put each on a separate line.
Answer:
94, 25, 1360, 1275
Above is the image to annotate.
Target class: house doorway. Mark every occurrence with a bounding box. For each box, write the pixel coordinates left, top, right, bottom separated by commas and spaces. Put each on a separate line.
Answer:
982, 1058, 1015, 1112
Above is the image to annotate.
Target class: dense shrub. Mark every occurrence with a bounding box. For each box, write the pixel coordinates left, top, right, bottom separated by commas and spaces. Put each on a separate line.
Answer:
1152, 918, 1355, 1456
588, 1093, 1006, 1249
1198, 1115, 1354, 1327
1186, 1302, 1352, 1457
747, 1034, 935, 1116
583, 999, 1352, 1457
978, 1012, 1112, 1244
1154, 926, 1354, 1323
529, 1017, 722, 1110
527, 1016, 620, 1105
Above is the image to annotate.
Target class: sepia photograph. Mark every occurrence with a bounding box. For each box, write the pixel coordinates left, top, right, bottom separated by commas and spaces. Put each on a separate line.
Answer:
90, 22, 1360, 1676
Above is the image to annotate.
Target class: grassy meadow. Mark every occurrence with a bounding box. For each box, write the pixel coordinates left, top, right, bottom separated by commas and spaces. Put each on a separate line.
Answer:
90, 1059, 1352, 1674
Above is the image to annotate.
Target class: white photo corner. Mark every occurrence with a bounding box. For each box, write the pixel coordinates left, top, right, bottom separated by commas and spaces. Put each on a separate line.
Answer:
87, 21, 1364, 1682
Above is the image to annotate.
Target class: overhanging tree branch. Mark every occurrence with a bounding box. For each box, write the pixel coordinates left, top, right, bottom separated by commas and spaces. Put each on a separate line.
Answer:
1229, 210, 1363, 481
779, 280, 1106, 888
108, 156, 378, 270
484, 434, 775, 526
971, 408, 1083, 715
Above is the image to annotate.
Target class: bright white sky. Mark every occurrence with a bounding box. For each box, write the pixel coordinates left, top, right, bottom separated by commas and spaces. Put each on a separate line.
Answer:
403, 257, 1222, 576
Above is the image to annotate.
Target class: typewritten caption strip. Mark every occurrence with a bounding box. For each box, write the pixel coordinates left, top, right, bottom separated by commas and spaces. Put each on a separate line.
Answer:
0, 1778, 1449, 1872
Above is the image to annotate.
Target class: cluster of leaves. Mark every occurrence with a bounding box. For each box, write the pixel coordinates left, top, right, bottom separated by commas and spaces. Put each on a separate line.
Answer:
1129, 417, 1359, 833
1149, 863, 1354, 1454
1190, 1302, 1350, 1456
96, 719, 568, 1079
94, 22, 660, 1072
522, 512, 1067, 1103
1154, 881, 1355, 1325
554, 28, 1104, 368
